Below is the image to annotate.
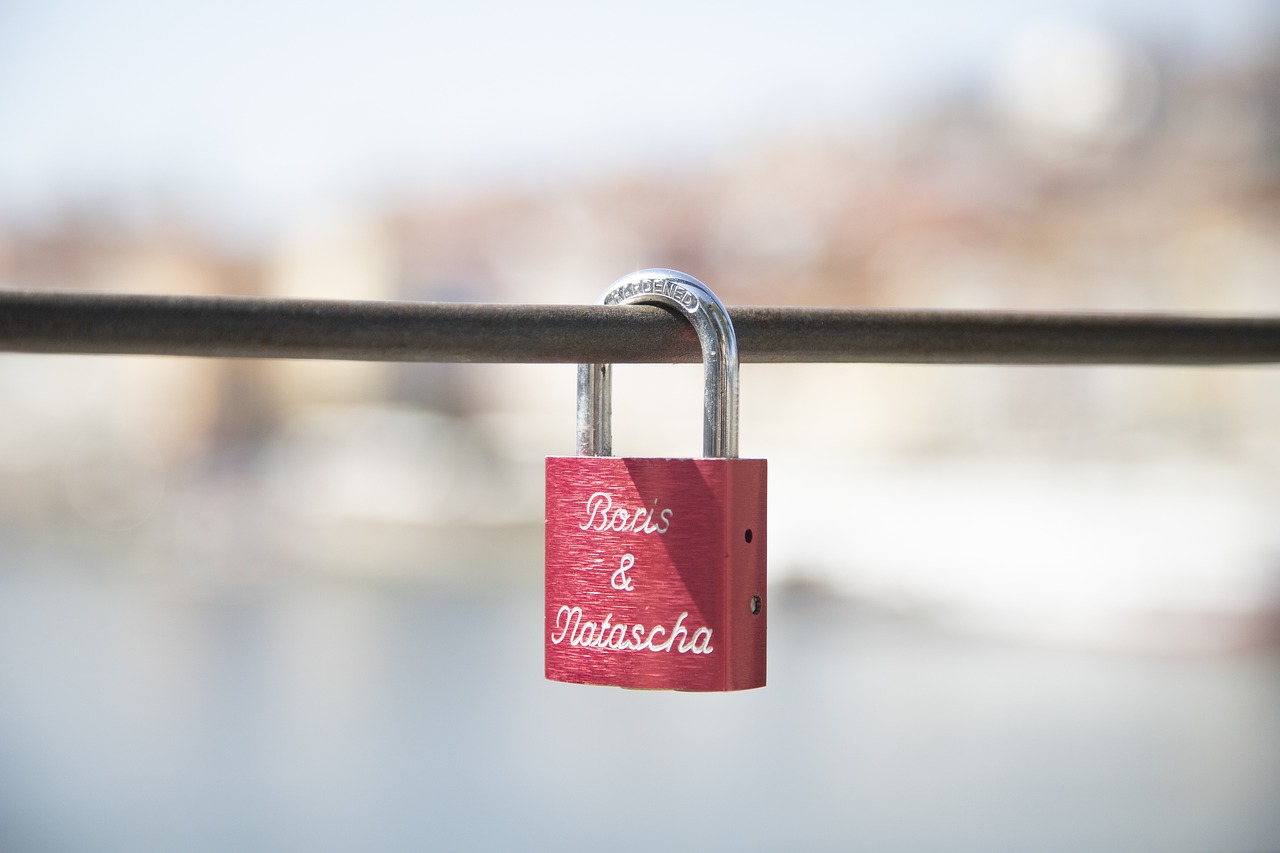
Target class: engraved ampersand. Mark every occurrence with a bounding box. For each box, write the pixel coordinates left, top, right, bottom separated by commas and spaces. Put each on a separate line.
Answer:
611, 554, 635, 591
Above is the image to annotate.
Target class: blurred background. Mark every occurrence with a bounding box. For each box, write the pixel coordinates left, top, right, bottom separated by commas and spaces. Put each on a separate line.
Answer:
3, 0, 1280, 850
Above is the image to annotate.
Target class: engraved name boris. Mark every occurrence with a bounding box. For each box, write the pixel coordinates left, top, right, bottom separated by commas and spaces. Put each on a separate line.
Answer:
578, 491, 672, 534
550, 490, 715, 655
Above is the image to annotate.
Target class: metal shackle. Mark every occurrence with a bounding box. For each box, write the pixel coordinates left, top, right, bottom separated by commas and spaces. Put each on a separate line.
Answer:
577, 269, 739, 459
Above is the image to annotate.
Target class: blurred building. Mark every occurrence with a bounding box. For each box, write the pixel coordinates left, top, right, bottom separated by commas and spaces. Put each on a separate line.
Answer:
2, 32, 1279, 649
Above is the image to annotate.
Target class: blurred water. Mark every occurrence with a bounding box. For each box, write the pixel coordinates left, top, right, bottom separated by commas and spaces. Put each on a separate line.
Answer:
1, 542, 1278, 853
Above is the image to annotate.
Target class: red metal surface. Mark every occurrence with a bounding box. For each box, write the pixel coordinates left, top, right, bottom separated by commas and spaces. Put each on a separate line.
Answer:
545, 456, 767, 691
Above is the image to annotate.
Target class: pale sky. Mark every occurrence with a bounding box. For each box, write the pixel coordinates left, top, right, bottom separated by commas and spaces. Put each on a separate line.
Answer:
0, 0, 1269, 238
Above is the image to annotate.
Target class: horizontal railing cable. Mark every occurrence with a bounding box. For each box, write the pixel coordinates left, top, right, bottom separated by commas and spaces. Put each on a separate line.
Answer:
2, 289, 1279, 365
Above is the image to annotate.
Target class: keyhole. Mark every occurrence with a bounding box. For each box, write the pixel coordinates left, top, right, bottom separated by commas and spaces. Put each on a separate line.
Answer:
744, 529, 753, 543
750, 595, 762, 615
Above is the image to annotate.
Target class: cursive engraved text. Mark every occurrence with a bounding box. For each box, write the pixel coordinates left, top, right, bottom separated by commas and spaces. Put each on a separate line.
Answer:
578, 492, 672, 535
550, 606, 713, 654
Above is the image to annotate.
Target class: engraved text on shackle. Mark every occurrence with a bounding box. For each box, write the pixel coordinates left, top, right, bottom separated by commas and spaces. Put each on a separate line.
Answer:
603, 277, 700, 311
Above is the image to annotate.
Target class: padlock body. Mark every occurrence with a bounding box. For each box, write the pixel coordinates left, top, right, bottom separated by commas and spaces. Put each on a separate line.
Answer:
545, 456, 766, 691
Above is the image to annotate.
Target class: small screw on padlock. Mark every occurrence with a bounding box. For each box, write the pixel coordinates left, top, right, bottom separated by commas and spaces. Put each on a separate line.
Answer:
545, 269, 767, 691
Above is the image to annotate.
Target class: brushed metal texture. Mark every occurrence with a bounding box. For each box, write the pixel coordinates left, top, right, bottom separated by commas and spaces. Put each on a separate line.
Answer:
545, 456, 767, 692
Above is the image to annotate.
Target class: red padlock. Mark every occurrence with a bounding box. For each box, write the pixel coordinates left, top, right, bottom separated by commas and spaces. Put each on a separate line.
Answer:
545, 269, 767, 691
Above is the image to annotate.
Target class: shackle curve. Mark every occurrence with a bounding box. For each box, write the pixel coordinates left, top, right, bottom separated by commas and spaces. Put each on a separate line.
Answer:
576, 269, 739, 459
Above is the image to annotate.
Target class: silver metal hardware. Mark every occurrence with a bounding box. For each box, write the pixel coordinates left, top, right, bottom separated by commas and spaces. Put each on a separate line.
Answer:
575, 269, 739, 459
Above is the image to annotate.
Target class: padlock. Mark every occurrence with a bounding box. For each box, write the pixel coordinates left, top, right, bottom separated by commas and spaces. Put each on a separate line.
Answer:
545, 269, 766, 691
